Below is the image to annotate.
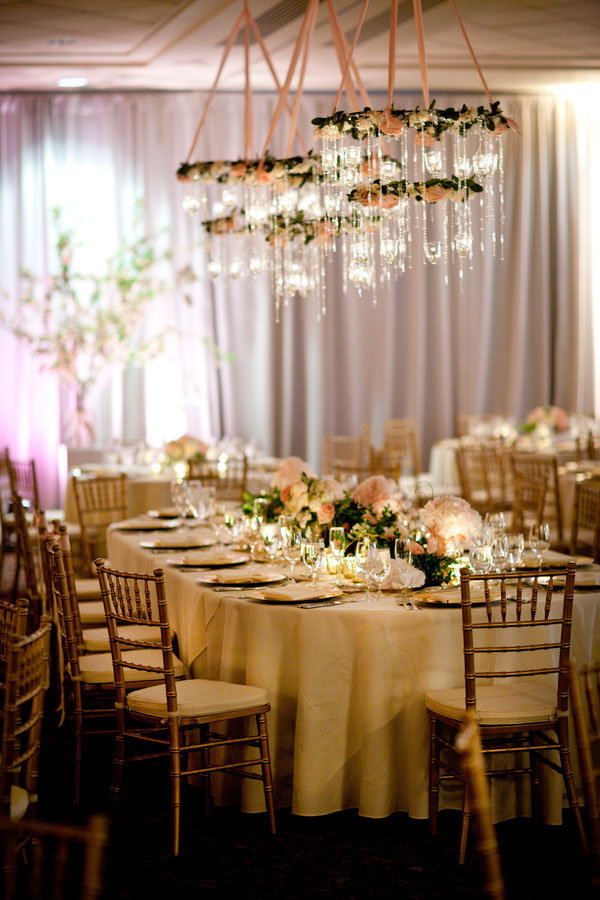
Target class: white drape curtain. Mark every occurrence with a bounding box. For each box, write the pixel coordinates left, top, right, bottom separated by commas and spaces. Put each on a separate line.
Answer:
0, 90, 596, 506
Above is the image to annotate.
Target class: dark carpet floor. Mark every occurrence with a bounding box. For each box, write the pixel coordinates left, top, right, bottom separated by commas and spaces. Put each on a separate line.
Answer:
2, 549, 595, 899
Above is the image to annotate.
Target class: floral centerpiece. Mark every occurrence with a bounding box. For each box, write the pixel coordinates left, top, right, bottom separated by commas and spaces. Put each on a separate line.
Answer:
244, 458, 482, 587
164, 434, 208, 467
522, 406, 569, 434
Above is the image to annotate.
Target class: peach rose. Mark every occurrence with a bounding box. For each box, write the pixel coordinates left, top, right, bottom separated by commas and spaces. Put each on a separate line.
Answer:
379, 114, 405, 137
351, 475, 398, 507
317, 502, 335, 525
177, 172, 192, 183
408, 539, 425, 556
256, 168, 273, 184
230, 161, 247, 177
424, 184, 447, 203
491, 120, 509, 134
360, 159, 380, 178
380, 193, 399, 209
414, 132, 436, 148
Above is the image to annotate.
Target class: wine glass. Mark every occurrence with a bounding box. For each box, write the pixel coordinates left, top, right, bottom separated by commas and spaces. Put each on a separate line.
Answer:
262, 529, 281, 562
302, 538, 325, 583
329, 526, 346, 586
488, 512, 506, 535
490, 534, 510, 573
170, 479, 190, 520
281, 524, 302, 582
394, 537, 415, 608
506, 532, 525, 571
355, 538, 375, 601
529, 522, 551, 566
369, 546, 391, 601
469, 543, 492, 575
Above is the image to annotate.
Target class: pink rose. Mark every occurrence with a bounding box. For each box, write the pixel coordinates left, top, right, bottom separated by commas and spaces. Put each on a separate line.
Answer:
360, 159, 380, 178
272, 456, 315, 493
491, 120, 509, 134
351, 475, 399, 507
424, 184, 447, 203
256, 168, 273, 184
414, 132, 436, 148
230, 162, 247, 177
372, 496, 402, 517
426, 534, 446, 555
317, 502, 335, 525
380, 193, 399, 209
379, 114, 405, 137
408, 540, 424, 556
320, 476, 345, 502
360, 192, 381, 208
553, 407, 569, 431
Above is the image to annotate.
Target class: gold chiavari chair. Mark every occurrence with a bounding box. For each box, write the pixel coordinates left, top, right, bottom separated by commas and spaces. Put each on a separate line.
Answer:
187, 454, 248, 500
510, 472, 547, 534
95, 559, 276, 855
47, 543, 183, 804
71, 473, 127, 575
570, 479, 600, 562
456, 414, 501, 438
568, 660, 600, 888
382, 418, 422, 477
455, 444, 493, 515
10, 493, 44, 629
455, 710, 506, 900
0, 813, 108, 900
0, 617, 52, 822
322, 435, 363, 477
511, 452, 564, 546
425, 563, 585, 863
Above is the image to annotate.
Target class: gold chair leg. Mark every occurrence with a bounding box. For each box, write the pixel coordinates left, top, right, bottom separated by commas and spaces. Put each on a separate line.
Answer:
459, 788, 471, 865
170, 722, 182, 856
256, 712, 276, 835
428, 716, 440, 835
557, 717, 588, 852
529, 733, 540, 826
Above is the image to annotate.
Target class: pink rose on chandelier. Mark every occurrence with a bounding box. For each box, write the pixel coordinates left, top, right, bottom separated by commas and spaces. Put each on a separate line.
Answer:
424, 184, 447, 203
360, 158, 380, 179
380, 193, 399, 209
414, 132, 436, 148
230, 161, 247, 178
379, 114, 405, 137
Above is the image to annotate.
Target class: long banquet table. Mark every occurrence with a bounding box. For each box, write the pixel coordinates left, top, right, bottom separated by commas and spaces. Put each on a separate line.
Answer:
107, 526, 600, 823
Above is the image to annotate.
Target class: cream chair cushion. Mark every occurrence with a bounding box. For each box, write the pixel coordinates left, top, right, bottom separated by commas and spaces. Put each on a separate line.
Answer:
78, 601, 105, 625
74, 578, 102, 601
10, 785, 28, 821
127, 678, 268, 719
425, 682, 558, 727
78, 650, 185, 684
82, 625, 163, 654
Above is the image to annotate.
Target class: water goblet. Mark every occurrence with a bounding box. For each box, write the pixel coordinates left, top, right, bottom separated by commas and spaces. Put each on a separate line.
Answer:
329, 526, 346, 585
469, 543, 492, 575
281, 525, 302, 582
170, 479, 190, 520
488, 512, 506, 535
262, 529, 281, 562
302, 539, 325, 583
370, 546, 391, 601
490, 534, 510, 573
355, 538, 375, 601
529, 522, 551, 567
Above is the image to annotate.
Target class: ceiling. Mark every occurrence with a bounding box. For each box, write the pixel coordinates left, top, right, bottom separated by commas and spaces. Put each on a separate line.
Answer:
0, 0, 598, 95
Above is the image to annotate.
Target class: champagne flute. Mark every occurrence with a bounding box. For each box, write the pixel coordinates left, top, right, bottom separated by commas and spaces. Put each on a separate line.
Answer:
355, 538, 375, 601
281, 524, 302, 582
394, 537, 415, 608
529, 522, 551, 567
302, 539, 325, 583
329, 526, 346, 586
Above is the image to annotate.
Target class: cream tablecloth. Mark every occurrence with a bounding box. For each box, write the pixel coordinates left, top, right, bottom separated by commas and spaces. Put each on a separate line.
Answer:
107, 526, 600, 822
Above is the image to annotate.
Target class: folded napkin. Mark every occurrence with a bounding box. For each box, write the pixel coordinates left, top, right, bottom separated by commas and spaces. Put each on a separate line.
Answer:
417, 585, 486, 605
182, 551, 246, 566
117, 517, 177, 530
211, 569, 275, 584
260, 583, 340, 602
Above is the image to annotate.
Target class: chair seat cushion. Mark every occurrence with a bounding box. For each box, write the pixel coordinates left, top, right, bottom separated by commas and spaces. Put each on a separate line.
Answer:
10, 785, 28, 821
425, 682, 558, 726
127, 678, 269, 719
78, 601, 105, 625
75, 578, 102, 601
78, 649, 185, 684
82, 625, 163, 654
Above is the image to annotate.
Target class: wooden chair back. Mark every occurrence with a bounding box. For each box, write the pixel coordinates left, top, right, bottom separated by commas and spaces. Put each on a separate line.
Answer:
383, 418, 421, 475
458, 564, 576, 716
456, 414, 500, 438
511, 472, 547, 534
323, 435, 362, 476
94, 561, 177, 713
0, 617, 52, 816
0, 813, 108, 900
570, 479, 600, 562
455, 710, 505, 900
71, 474, 127, 573
46, 542, 85, 687
10, 492, 44, 628
568, 660, 600, 887
456, 444, 493, 514
8, 457, 40, 512
186, 455, 248, 500
511, 452, 563, 544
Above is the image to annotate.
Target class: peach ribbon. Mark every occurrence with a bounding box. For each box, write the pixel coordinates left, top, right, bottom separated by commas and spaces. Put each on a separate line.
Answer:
332, 0, 370, 113
413, 0, 429, 108
386, 0, 399, 113
447, 0, 521, 134
285, 0, 319, 157
327, 0, 360, 112
244, 7, 254, 160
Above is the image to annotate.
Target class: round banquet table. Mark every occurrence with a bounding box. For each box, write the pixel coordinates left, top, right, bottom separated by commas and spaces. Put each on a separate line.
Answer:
107, 526, 600, 823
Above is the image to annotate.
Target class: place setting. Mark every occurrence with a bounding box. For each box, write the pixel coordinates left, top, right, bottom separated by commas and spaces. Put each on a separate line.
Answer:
163, 549, 249, 568
112, 515, 181, 531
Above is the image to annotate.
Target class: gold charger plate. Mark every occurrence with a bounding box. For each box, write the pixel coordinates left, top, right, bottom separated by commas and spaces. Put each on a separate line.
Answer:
164, 551, 249, 567
196, 570, 288, 587
115, 518, 179, 531
140, 535, 216, 550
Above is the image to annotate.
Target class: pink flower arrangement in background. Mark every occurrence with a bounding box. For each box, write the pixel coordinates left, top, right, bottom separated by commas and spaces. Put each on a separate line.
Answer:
165, 434, 208, 462
271, 456, 315, 495
351, 475, 400, 507
525, 406, 569, 433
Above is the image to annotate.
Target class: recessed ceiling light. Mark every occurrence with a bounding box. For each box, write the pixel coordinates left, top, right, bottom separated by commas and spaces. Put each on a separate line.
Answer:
57, 76, 88, 88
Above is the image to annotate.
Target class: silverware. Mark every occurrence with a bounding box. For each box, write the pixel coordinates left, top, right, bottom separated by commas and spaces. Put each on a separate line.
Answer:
297, 600, 343, 608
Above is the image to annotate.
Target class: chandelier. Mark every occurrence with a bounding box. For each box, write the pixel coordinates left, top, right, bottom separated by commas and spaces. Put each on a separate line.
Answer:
177, 0, 519, 319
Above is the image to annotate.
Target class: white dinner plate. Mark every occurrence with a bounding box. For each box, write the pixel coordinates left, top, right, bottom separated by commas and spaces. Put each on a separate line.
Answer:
140, 535, 216, 550
196, 570, 288, 587
164, 551, 249, 567
115, 517, 179, 531
517, 551, 593, 569
147, 507, 181, 519
249, 584, 344, 603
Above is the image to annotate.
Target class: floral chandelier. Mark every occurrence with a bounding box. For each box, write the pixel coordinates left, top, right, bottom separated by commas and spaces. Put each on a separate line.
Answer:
177, 0, 519, 319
